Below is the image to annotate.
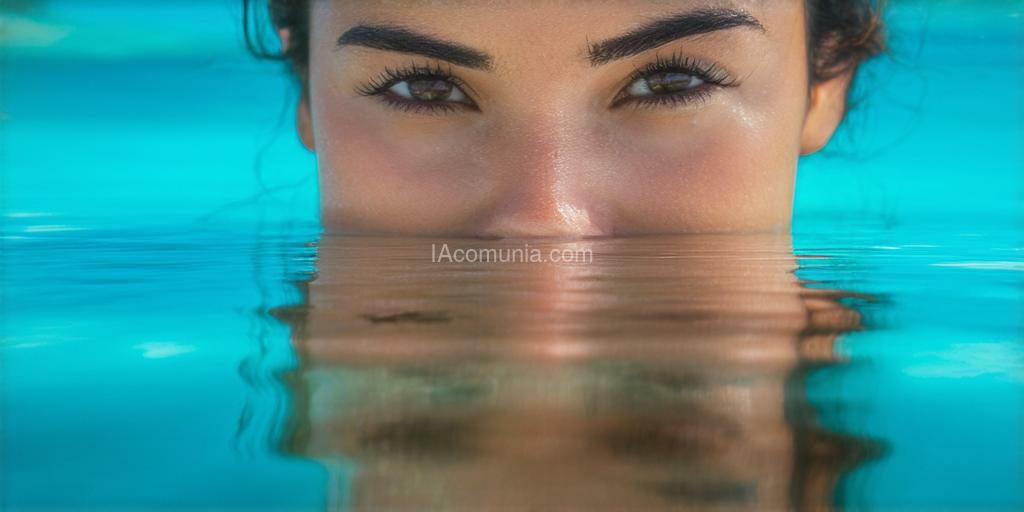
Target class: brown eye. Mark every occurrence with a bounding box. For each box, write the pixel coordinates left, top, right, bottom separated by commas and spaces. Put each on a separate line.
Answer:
646, 73, 703, 93
389, 78, 469, 103
407, 79, 454, 101
626, 72, 706, 97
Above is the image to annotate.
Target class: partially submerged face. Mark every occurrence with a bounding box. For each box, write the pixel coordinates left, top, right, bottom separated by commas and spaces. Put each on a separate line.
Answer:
288, 1, 857, 236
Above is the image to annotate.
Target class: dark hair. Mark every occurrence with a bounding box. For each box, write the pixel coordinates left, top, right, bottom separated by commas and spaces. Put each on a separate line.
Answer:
244, 0, 312, 84
244, 0, 884, 86
805, 0, 886, 82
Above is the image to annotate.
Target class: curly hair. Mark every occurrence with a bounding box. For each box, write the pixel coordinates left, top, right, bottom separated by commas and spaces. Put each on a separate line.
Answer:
244, 0, 884, 86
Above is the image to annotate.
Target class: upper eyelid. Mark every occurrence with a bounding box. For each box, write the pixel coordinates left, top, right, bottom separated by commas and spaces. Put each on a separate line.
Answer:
629, 54, 736, 84
605, 53, 736, 102
357, 64, 480, 100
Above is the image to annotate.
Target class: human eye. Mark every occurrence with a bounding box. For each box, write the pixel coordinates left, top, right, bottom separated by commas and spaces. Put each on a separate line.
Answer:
355, 62, 478, 115
612, 53, 737, 109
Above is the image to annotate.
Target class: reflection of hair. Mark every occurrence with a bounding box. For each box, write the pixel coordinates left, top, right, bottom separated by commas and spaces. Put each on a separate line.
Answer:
788, 289, 885, 510
244, 0, 885, 86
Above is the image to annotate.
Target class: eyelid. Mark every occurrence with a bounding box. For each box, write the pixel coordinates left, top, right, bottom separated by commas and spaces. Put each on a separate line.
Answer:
616, 89, 716, 110
355, 62, 480, 108
610, 52, 738, 109
374, 95, 473, 115
626, 53, 737, 89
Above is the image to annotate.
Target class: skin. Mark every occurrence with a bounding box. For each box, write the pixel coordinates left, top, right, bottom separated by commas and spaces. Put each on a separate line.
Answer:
286, 0, 852, 236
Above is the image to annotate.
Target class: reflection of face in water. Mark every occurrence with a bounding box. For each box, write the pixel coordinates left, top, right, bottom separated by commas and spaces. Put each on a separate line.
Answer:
275, 235, 877, 511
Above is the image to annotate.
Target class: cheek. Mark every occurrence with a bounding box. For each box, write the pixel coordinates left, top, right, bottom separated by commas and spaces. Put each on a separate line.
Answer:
599, 27, 811, 232
606, 102, 802, 232
312, 91, 493, 232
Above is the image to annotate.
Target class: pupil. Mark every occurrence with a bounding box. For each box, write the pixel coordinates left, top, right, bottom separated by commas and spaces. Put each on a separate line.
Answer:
646, 72, 695, 94
409, 79, 453, 101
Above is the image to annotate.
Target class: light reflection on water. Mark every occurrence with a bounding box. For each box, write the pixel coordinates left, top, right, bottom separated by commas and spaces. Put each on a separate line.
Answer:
1, 224, 1022, 510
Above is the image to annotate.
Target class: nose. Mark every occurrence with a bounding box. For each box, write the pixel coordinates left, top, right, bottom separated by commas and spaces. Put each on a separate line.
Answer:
482, 194, 605, 238
477, 117, 609, 238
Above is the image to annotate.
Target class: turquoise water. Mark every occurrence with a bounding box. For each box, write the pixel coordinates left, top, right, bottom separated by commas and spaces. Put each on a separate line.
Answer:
2, 224, 1022, 510
2, 1, 1024, 510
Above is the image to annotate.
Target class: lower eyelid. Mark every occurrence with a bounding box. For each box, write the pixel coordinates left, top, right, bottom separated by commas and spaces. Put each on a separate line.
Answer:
618, 88, 716, 110
376, 94, 471, 115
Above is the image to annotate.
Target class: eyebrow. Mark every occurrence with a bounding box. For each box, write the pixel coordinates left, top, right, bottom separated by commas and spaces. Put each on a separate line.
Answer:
588, 8, 765, 66
337, 24, 494, 71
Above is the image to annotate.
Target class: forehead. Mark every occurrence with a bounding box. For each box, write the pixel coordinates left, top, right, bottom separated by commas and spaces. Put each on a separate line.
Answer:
312, 0, 804, 54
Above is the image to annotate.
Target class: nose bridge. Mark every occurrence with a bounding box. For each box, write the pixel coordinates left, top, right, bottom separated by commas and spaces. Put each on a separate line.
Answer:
480, 108, 606, 237
503, 114, 571, 198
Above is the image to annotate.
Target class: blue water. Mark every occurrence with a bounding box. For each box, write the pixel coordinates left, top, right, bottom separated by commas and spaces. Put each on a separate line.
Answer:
2, 1, 1024, 510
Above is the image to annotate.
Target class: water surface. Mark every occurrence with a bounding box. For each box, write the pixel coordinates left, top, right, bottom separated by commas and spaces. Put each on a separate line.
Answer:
3, 222, 1022, 510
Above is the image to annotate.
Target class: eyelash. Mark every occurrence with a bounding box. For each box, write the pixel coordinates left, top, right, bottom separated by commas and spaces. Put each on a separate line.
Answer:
613, 53, 737, 110
355, 62, 477, 114
354, 53, 737, 115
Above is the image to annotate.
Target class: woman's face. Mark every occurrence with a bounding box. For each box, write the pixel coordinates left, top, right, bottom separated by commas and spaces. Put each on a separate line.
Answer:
296, 0, 851, 236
